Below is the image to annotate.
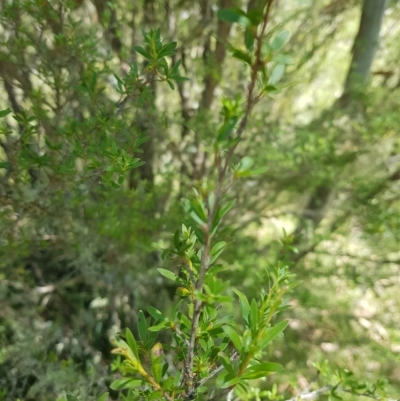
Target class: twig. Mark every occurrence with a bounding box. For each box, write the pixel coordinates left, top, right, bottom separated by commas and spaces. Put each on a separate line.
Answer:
284, 385, 334, 401
301, 371, 320, 396
171, 324, 191, 348
182, 0, 276, 396
196, 351, 239, 389
283, 385, 399, 401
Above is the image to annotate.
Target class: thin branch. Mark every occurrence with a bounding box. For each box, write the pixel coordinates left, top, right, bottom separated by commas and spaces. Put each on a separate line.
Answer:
183, 0, 276, 396
171, 325, 191, 348
283, 385, 398, 401
284, 385, 335, 401
196, 351, 239, 389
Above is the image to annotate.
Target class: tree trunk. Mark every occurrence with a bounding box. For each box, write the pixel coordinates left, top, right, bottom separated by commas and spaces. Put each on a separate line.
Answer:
200, 0, 233, 110
293, 0, 387, 254
342, 0, 387, 99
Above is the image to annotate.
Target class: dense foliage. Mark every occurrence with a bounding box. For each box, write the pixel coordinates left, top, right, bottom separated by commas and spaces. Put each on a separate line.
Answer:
0, 1, 399, 401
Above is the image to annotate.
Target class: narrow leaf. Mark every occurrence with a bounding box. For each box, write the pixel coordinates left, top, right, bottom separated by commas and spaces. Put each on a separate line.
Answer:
157, 268, 184, 283
249, 299, 258, 333
231, 49, 252, 65
98, 392, 109, 401
241, 362, 283, 379
218, 8, 250, 26
110, 378, 142, 390
218, 352, 234, 374
138, 310, 147, 342
134, 46, 153, 60
217, 116, 238, 141
270, 30, 291, 51
125, 328, 139, 359
148, 321, 170, 332
147, 306, 166, 321
222, 325, 242, 352
269, 64, 285, 85
0, 108, 12, 118
210, 241, 227, 264
232, 288, 250, 324
257, 320, 289, 350
244, 28, 254, 50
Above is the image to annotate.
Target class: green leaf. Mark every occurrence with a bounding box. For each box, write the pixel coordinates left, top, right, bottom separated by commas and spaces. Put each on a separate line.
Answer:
110, 378, 143, 390
222, 325, 242, 351
269, 64, 285, 85
220, 373, 241, 388
212, 199, 236, 234
218, 352, 234, 374
149, 390, 163, 400
0, 108, 12, 118
217, 116, 238, 141
98, 392, 109, 401
238, 166, 268, 177
241, 362, 283, 379
167, 80, 175, 90
158, 42, 177, 58
183, 196, 208, 226
113, 74, 124, 93
157, 268, 184, 283
249, 299, 258, 333
231, 49, 252, 65
218, 8, 250, 26
171, 58, 182, 72
125, 328, 139, 359
217, 199, 236, 220
247, 9, 263, 25
238, 156, 254, 171
210, 241, 227, 264
173, 371, 182, 387
0, 162, 11, 170
151, 343, 164, 383
138, 310, 147, 342
171, 299, 183, 321
147, 306, 167, 321
232, 288, 250, 324
244, 28, 254, 50
148, 321, 170, 332
257, 320, 289, 350
134, 46, 153, 60
172, 75, 190, 82
263, 85, 279, 93
273, 54, 294, 65
270, 30, 291, 51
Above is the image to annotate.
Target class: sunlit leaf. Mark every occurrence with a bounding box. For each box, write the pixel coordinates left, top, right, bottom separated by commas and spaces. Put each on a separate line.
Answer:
257, 320, 289, 350
97, 392, 109, 401
138, 310, 147, 342
134, 46, 153, 60
125, 328, 139, 359
110, 378, 143, 390
217, 8, 250, 26
270, 30, 291, 51
222, 325, 242, 351
269, 64, 285, 85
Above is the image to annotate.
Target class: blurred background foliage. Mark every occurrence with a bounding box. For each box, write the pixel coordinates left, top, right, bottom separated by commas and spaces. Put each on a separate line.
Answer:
0, 0, 399, 400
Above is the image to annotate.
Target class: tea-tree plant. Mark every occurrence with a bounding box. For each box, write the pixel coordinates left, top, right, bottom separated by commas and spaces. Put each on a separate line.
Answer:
50, 2, 396, 401
108, 3, 297, 401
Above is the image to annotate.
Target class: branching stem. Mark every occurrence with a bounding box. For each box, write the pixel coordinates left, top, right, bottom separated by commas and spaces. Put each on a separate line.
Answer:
182, 0, 276, 396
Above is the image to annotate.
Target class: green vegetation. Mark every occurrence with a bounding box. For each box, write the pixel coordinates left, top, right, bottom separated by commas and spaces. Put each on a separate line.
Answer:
0, 1, 399, 401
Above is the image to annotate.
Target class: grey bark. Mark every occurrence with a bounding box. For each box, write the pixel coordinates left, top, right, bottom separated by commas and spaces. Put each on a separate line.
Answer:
294, 0, 387, 251
342, 0, 387, 98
